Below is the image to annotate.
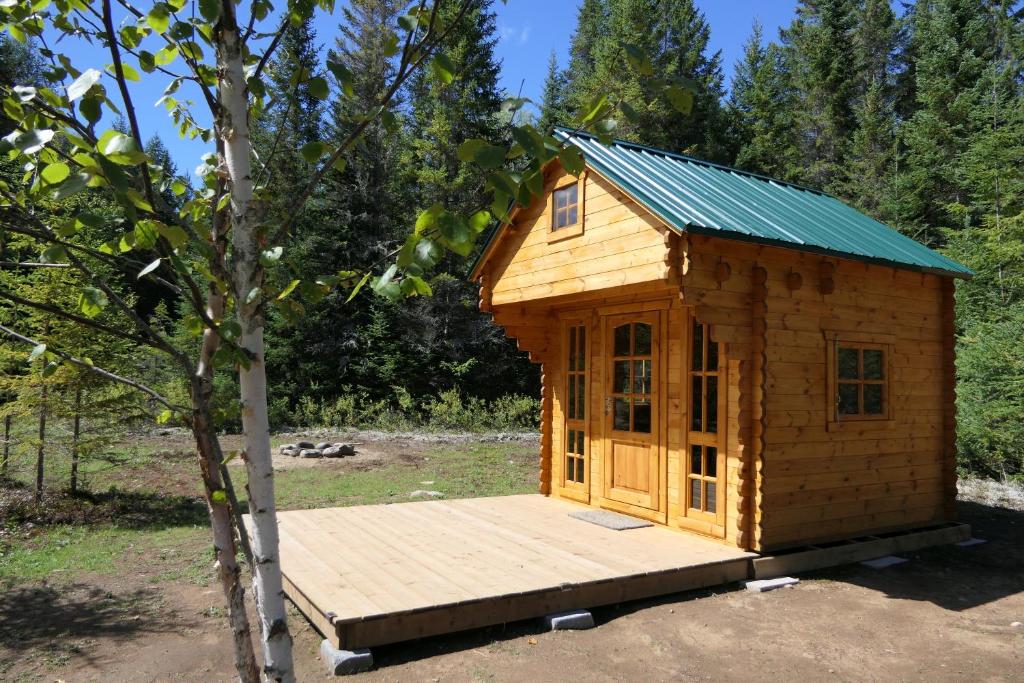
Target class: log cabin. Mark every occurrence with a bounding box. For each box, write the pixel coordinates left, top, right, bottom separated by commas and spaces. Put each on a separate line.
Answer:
470, 128, 973, 552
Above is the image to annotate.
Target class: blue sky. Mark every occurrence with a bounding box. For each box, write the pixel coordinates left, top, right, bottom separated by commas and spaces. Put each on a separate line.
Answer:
55, 1, 798, 175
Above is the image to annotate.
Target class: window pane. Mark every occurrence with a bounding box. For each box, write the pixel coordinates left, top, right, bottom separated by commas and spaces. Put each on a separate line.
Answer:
567, 375, 576, 419
555, 189, 568, 208
567, 429, 575, 455
613, 398, 630, 431
838, 383, 859, 415
567, 455, 575, 480
707, 337, 718, 371
706, 482, 717, 514
635, 323, 652, 355
863, 349, 884, 380
691, 376, 703, 431
706, 446, 717, 478
838, 347, 860, 379
706, 376, 718, 433
633, 399, 651, 433
614, 360, 630, 393
567, 205, 578, 225
864, 383, 884, 414
568, 327, 576, 371
577, 327, 586, 370
632, 359, 651, 394
577, 376, 585, 419
690, 478, 701, 510
576, 458, 585, 484
690, 445, 702, 475
567, 183, 577, 205
692, 320, 704, 371
614, 325, 631, 356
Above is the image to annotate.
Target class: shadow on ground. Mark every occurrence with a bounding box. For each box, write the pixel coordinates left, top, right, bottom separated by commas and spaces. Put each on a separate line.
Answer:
817, 499, 1024, 611
0, 478, 208, 530
0, 582, 174, 668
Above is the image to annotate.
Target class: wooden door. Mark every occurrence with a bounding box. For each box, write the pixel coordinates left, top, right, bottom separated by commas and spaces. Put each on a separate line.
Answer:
601, 312, 662, 511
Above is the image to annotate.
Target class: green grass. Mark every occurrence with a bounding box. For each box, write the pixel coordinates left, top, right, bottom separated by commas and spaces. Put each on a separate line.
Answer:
0, 524, 205, 584
269, 442, 536, 510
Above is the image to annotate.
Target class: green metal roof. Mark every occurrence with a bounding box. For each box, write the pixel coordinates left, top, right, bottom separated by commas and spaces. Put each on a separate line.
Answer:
546, 128, 972, 278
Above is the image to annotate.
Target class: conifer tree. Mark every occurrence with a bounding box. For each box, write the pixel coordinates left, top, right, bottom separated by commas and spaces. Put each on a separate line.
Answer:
564, 0, 608, 114
538, 51, 570, 133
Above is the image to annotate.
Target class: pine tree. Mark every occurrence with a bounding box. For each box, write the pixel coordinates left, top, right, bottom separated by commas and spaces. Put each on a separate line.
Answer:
537, 51, 570, 133
564, 0, 608, 114
727, 22, 801, 179
781, 0, 860, 191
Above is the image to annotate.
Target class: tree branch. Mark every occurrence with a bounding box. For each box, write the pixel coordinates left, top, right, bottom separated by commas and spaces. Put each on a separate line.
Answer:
0, 323, 185, 413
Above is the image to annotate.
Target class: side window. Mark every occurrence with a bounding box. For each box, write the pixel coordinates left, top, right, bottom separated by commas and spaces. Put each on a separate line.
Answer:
687, 320, 723, 516
564, 323, 587, 485
549, 174, 585, 241
834, 343, 888, 419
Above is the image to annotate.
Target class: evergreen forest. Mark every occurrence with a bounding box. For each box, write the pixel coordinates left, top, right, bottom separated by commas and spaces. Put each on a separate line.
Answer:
2, 0, 1022, 481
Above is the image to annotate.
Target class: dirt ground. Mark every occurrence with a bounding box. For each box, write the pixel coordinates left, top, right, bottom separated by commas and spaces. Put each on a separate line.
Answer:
2, 436, 1022, 682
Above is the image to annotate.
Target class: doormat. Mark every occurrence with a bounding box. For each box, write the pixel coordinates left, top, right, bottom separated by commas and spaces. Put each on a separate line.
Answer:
569, 509, 654, 530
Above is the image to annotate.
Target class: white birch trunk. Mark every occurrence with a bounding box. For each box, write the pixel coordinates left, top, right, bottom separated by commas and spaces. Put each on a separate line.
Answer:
216, 5, 294, 681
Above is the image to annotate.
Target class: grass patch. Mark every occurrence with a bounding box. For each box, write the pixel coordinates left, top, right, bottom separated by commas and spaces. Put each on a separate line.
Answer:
0, 524, 206, 584
268, 442, 536, 510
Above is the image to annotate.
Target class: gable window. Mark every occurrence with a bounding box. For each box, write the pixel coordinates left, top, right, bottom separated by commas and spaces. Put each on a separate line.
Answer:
552, 183, 579, 230
548, 173, 585, 242
826, 334, 893, 426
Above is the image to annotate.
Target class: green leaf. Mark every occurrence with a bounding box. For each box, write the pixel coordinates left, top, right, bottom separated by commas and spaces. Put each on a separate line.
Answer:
345, 272, 371, 303
664, 85, 694, 115
472, 143, 507, 170
400, 275, 432, 297
468, 210, 491, 234
40, 162, 70, 185
430, 53, 456, 85
259, 246, 283, 267
276, 279, 300, 300
300, 140, 327, 163
558, 146, 585, 176
511, 126, 546, 160
40, 244, 67, 263
307, 76, 329, 100
7, 128, 54, 155
622, 43, 653, 76
156, 223, 188, 249
28, 343, 46, 362
138, 258, 161, 278
52, 173, 90, 200
42, 361, 59, 378
133, 220, 159, 249
198, 0, 221, 21
67, 68, 101, 101
146, 4, 170, 34
79, 96, 101, 124
415, 203, 444, 234
219, 320, 242, 341
210, 489, 228, 505
457, 139, 485, 163
156, 409, 174, 424
78, 287, 108, 318
98, 129, 147, 165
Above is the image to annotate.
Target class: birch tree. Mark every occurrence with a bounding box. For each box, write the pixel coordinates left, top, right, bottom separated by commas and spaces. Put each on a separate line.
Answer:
0, 1, 692, 680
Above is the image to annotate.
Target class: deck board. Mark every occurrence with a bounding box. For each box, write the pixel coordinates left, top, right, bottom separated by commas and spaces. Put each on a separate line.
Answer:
263, 494, 754, 649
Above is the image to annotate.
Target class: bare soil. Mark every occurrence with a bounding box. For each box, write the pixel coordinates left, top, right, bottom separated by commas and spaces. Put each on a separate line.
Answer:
2, 443, 1021, 682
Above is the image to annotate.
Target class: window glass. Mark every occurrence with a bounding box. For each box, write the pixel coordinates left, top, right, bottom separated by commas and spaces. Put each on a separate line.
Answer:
690, 479, 701, 510
577, 328, 586, 370
614, 324, 631, 356
553, 184, 579, 230
635, 323, 652, 355
838, 347, 860, 379
838, 383, 859, 415
568, 327, 577, 372
863, 349, 884, 380
614, 360, 630, 393
706, 376, 718, 434
633, 400, 651, 433
613, 398, 630, 431
692, 320, 703, 371
690, 445, 702, 476
707, 333, 718, 370
632, 359, 651, 394
863, 383, 883, 414
691, 376, 703, 431
567, 375, 576, 419
577, 377, 585, 419
706, 482, 717, 514
576, 458, 585, 483
706, 446, 717, 478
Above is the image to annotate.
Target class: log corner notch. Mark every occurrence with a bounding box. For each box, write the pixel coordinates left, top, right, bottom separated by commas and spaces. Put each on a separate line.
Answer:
746, 263, 769, 551
477, 270, 492, 314
539, 362, 553, 495
940, 277, 958, 519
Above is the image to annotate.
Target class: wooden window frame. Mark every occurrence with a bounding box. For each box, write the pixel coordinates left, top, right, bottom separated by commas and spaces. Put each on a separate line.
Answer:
825, 330, 895, 431
560, 316, 590, 500
682, 316, 726, 530
548, 172, 585, 243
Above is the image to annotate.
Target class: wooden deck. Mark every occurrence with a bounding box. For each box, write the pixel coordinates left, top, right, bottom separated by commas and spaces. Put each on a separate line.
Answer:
270, 494, 754, 649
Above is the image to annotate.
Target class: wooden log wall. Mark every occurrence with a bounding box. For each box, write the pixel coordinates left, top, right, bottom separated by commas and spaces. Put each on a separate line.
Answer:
684, 234, 956, 551
486, 167, 671, 306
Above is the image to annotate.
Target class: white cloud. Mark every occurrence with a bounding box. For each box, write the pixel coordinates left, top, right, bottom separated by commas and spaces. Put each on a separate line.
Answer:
499, 24, 531, 45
